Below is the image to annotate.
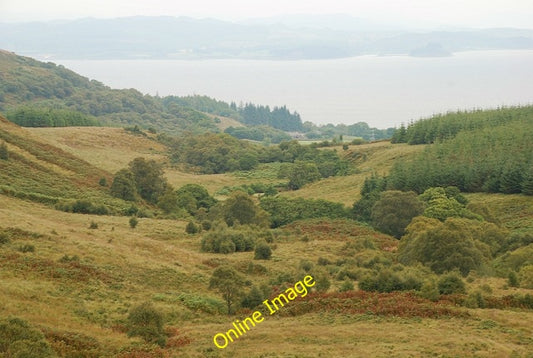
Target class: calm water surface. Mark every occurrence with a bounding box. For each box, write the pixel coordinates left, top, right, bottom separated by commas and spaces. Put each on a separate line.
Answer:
55, 50, 533, 128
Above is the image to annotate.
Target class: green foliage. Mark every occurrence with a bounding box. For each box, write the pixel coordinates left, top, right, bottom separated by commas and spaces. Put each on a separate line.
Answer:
209, 265, 246, 314
260, 196, 348, 228
352, 175, 387, 222
419, 280, 440, 301
313, 271, 331, 292
239, 103, 303, 132
0, 52, 220, 134
398, 217, 497, 275
419, 187, 480, 222
522, 166, 533, 195
437, 272, 466, 294
370, 190, 424, 238
464, 290, 486, 308
110, 169, 138, 201
167, 133, 261, 174
225, 125, 291, 143
210, 191, 269, 227
493, 244, 533, 273
287, 161, 321, 189
339, 280, 355, 292
127, 302, 166, 347
241, 286, 264, 309
162, 95, 240, 119
200, 223, 262, 254
89, 221, 98, 229
392, 106, 533, 144
518, 265, 533, 289
129, 157, 168, 203
56, 199, 109, 215
175, 184, 217, 215
129, 216, 138, 229
358, 268, 423, 293
0, 141, 8, 160
388, 115, 533, 194
7, 106, 99, 127
508, 271, 520, 287
185, 221, 199, 234
254, 241, 272, 260
0, 317, 53, 358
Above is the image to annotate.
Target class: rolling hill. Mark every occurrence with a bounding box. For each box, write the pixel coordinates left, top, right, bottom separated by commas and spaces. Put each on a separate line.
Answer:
0, 51, 532, 357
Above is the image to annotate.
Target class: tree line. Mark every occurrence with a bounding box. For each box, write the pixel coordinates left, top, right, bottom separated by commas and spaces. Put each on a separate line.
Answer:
391, 105, 533, 144
388, 119, 533, 195
6, 107, 99, 127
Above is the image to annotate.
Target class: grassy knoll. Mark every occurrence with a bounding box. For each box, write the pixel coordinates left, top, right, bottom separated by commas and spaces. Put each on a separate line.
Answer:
281, 141, 426, 205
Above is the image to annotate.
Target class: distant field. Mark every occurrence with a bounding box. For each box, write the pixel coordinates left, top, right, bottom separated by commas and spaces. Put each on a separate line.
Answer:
27, 127, 167, 173
282, 141, 426, 206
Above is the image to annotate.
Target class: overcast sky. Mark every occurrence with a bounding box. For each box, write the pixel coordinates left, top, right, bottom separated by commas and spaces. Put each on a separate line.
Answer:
1, 0, 532, 28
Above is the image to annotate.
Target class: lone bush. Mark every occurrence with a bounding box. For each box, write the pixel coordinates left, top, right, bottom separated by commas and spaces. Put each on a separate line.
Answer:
437, 272, 466, 295
254, 241, 272, 260
185, 221, 199, 234
127, 302, 166, 347
129, 216, 138, 229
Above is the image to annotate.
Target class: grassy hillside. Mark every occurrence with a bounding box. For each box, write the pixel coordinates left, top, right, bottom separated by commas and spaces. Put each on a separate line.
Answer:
281, 141, 426, 205
0, 193, 532, 357
0, 115, 134, 211
0, 123, 531, 357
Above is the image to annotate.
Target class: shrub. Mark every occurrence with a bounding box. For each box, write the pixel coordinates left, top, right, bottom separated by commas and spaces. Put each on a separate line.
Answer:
200, 224, 261, 254
419, 280, 440, 301
437, 272, 466, 295
89, 221, 98, 229
127, 302, 166, 347
185, 221, 199, 234
0, 317, 53, 357
0, 232, 10, 245
254, 241, 272, 260
129, 217, 138, 229
370, 190, 424, 238
508, 271, 520, 287
339, 280, 354, 292
0, 141, 8, 160
241, 286, 264, 309
464, 290, 486, 308
314, 272, 331, 292
18, 244, 35, 253
518, 265, 533, 289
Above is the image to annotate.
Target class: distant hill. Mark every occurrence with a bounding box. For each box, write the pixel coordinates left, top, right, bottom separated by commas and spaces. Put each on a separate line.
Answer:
0, 50, 219, 134
1, 16, 532, 60
0, 114, 132, 212
0, 52, 394, 141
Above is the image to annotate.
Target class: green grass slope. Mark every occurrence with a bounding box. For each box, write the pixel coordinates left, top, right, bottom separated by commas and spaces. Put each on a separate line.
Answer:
0, 115, 130, 212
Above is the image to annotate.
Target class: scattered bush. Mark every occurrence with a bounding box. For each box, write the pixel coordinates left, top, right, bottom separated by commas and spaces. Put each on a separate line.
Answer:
89, 221, 98, 229
0, 317, 54, 357
18, 244, 35, 253
358, 269, 423, 293
508, 271, 520, 287
185, 221, 199, 234
339, 280, 354, 292
254, 241, 272, 260
437, 272, 466, 295
518, 265, 533, 289
129, 217, 138, 229
127, 302, 166, 347
241, 286, 264, 309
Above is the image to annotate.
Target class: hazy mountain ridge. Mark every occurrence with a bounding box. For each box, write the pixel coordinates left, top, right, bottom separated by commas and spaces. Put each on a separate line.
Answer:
1, 16, 532, 60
